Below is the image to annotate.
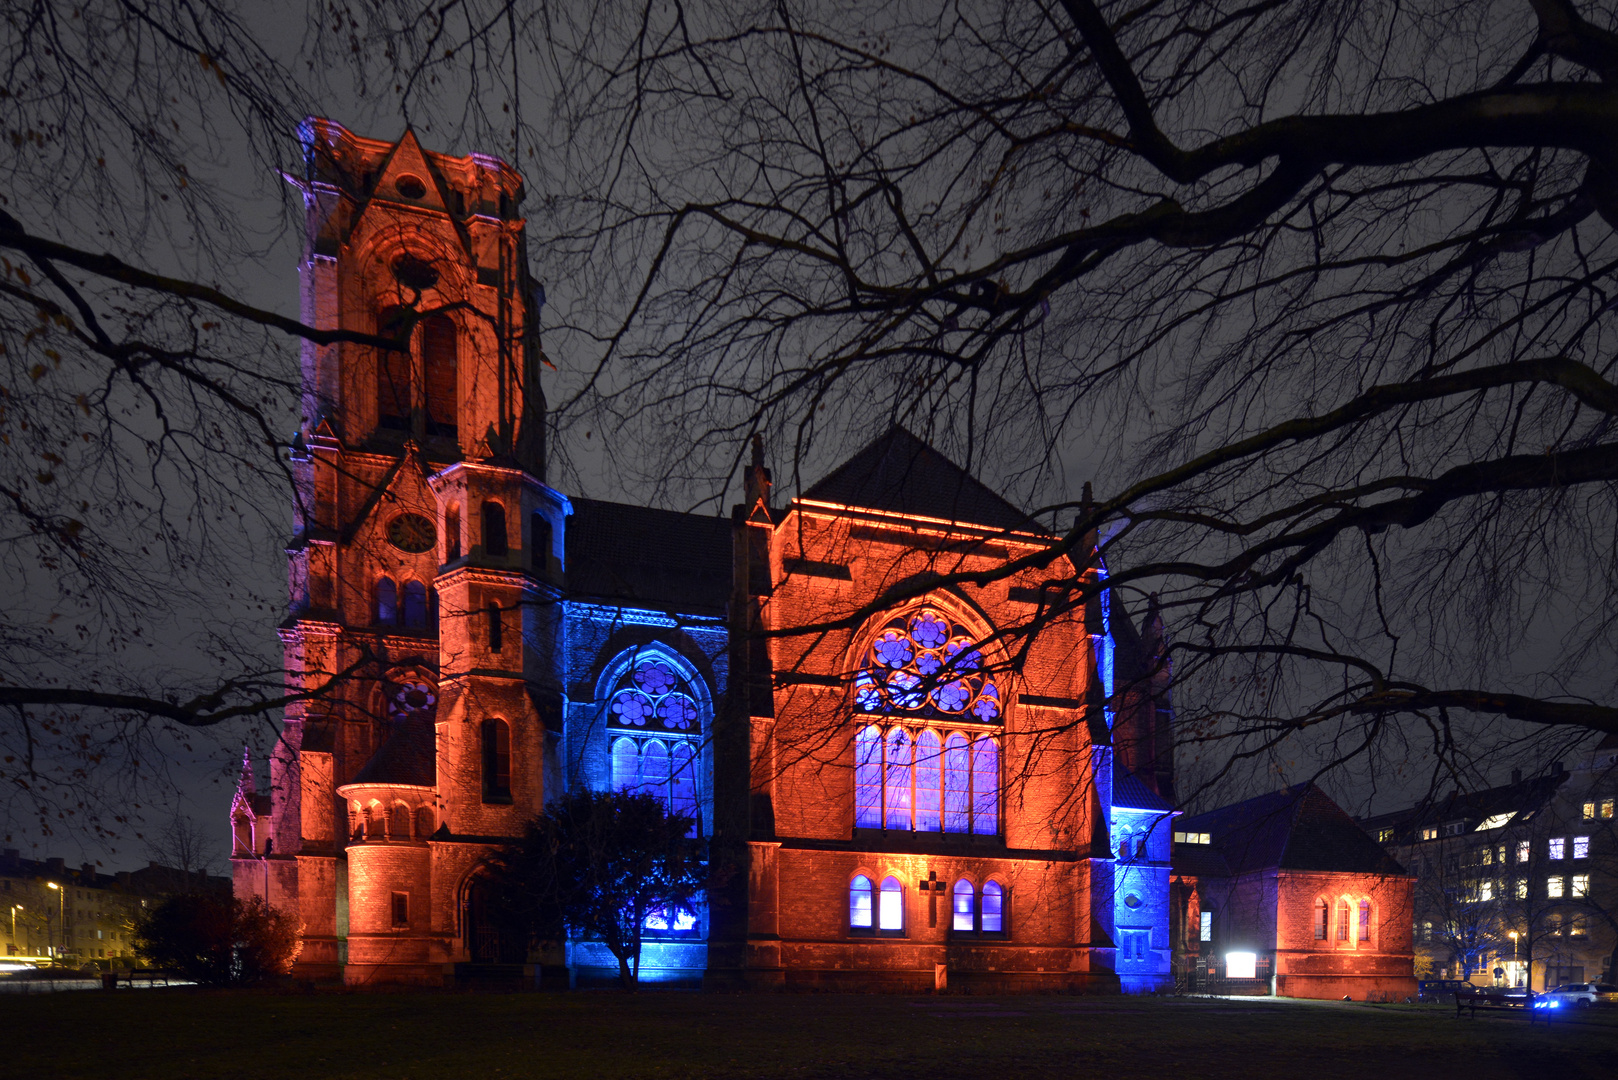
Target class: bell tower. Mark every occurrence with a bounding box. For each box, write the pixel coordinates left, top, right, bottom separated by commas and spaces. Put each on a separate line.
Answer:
249, 118, 565, 984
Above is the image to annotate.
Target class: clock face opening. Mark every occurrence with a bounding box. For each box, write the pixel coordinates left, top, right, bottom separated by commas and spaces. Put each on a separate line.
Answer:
387, 513, 437, 554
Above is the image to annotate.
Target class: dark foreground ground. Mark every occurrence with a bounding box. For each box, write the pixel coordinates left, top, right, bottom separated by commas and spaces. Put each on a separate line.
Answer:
8, 989, 1617, 1080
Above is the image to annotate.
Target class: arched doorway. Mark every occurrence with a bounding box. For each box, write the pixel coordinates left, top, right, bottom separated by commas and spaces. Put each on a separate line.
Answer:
462, 875, 525, 964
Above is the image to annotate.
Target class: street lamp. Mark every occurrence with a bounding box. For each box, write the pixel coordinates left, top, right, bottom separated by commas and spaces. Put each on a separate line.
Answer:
45, 882, 62, 958
1509, 931, 1520, 987
8, 904, 19, 946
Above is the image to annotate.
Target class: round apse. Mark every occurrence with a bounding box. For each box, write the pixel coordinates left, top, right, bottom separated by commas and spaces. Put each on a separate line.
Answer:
394, 173, 427, 199
387, 513, 437, 553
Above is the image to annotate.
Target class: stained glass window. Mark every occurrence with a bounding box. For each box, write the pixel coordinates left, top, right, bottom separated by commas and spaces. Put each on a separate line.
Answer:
952, 879, 974, 931
855, 726, 882, 828
850, 875, 874, 930
982, 881, 1004, 933
915, 730, 942, 833
879, 876, 904, 932
971, 736, 999, 835
377, 576, 397, 625
606, 654, 704, 833
884, 728, 912, 830
1357, 899, 1371, 941
855, 609, 1000, 720
944, 732, 970, 832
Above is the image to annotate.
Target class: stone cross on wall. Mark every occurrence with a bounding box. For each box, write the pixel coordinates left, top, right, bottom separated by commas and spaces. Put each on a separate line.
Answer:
918, 870, 944, 928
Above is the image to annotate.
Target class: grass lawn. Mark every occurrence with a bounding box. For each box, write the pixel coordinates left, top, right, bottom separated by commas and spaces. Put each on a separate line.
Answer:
7, 989, 1618, 1080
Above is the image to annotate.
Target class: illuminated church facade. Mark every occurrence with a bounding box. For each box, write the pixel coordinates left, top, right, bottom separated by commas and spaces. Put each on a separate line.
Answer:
231, 120, 1179, 991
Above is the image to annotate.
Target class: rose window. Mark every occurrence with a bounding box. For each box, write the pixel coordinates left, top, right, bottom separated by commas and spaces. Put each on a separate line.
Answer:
855, 609, 1001, 721
386, 679, 437, 722
609, 657, 700, 732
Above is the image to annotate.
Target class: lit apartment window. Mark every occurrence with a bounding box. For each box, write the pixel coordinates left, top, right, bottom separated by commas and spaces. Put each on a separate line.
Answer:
1549, 838, 1565, 860
1516, 841, 1530, 863
1547, 876, 1564, 899
1479, 880, 1494, 901
1604, 799, 1616, 819
1200, 911, 1212, 942
1572, 874, 1590, 898
1586, 802, 1598, 820
1480, 847, 1493, 866
1516, 878, 1528, 899
1378, 829, 1393, 843
1421, 827, 1438, 841
1573, 836, 1589, 859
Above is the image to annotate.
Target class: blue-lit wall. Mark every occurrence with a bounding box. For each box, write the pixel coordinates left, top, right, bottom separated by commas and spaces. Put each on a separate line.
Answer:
559, 600, 728, 982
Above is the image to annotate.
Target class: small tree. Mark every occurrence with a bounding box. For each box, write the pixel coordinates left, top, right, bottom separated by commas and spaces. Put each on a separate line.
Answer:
133, 893, 300, 985
488, 789, 704, 991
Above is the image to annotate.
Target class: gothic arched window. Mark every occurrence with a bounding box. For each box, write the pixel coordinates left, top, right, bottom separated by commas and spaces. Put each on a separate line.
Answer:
482, 501, 508, 556
952, 878, 974, 931
850, 608, 1002, 836
481, 718, 511, 802
850, 875, 875, 932
1335, 898, 1350, 941
376, 576, 398, 626
1358, 899, 1372, 943
1313, 897, 1328, 940
388, 803, 410, 840
422, 313, 458, 437
878, 876, 905, 933
982, 881, 1004, 933
402, 580, 429, 628
606, 653, 705, 833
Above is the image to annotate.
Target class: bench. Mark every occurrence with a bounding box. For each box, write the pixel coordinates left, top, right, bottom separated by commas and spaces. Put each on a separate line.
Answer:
1455, 987, 1549, 1024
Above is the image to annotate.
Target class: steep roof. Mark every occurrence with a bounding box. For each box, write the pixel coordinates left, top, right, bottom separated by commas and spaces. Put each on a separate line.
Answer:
1113, 767, 1173, 812
802, 427, 1036, 532
1177, 783, 1407, 877
348, 714, 436, 787
566, 498, 732, 616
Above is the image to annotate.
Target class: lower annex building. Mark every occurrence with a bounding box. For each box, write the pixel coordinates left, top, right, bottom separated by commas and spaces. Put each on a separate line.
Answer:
229, 119, 1185, 991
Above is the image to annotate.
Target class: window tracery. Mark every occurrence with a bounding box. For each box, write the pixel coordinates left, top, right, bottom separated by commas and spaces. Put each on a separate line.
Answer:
854, 609, 1000, 721
606, 654, 704, 832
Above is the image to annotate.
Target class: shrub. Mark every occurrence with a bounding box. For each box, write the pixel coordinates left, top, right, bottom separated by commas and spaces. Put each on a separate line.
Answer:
133, 893, 300, 984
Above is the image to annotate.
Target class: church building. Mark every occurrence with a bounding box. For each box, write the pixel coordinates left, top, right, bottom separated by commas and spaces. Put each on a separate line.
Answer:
231, 120, 1179, 992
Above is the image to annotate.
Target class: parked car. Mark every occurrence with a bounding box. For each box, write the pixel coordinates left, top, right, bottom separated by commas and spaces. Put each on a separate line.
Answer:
1417, 979, 1473, 1003
1540, 983, 1618, 1008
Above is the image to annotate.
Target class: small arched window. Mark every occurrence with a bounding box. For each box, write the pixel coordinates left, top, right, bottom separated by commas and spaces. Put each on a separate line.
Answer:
481, 718, 511, 802
487, 602, 503, 652
422, 313, 458, 437
850, 875, 875, 932
1358, 899, 1372, 943
1136, 831, 1149, 859
879, 876, 904, 933
482, 501, 508, 556
231, 812, 252, 856
1314, 898, 1328, 940
362, 805, 377, 840
982, 881, 1004, 934
388, 803, 410, 840
415, 806, 435, 840
445, 505, 461, 561
1335, 898, 1350, 941
952, 879, 975, 931
531, 511, 552, 571
611, 735, 639, 792
402, 581, 428, 628
376, 306, 413, 431
377, 576, 398, 626
1118, 830, 1132, 861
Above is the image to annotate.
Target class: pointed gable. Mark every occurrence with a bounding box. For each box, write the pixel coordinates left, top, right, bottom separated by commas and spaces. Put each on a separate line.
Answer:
370, 129, 450, 214
802, 426, 1036, 531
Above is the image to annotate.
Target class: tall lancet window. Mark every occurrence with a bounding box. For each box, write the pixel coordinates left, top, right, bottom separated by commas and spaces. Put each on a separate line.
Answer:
604, 651, 705, 835
850, 607, 1003, 835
